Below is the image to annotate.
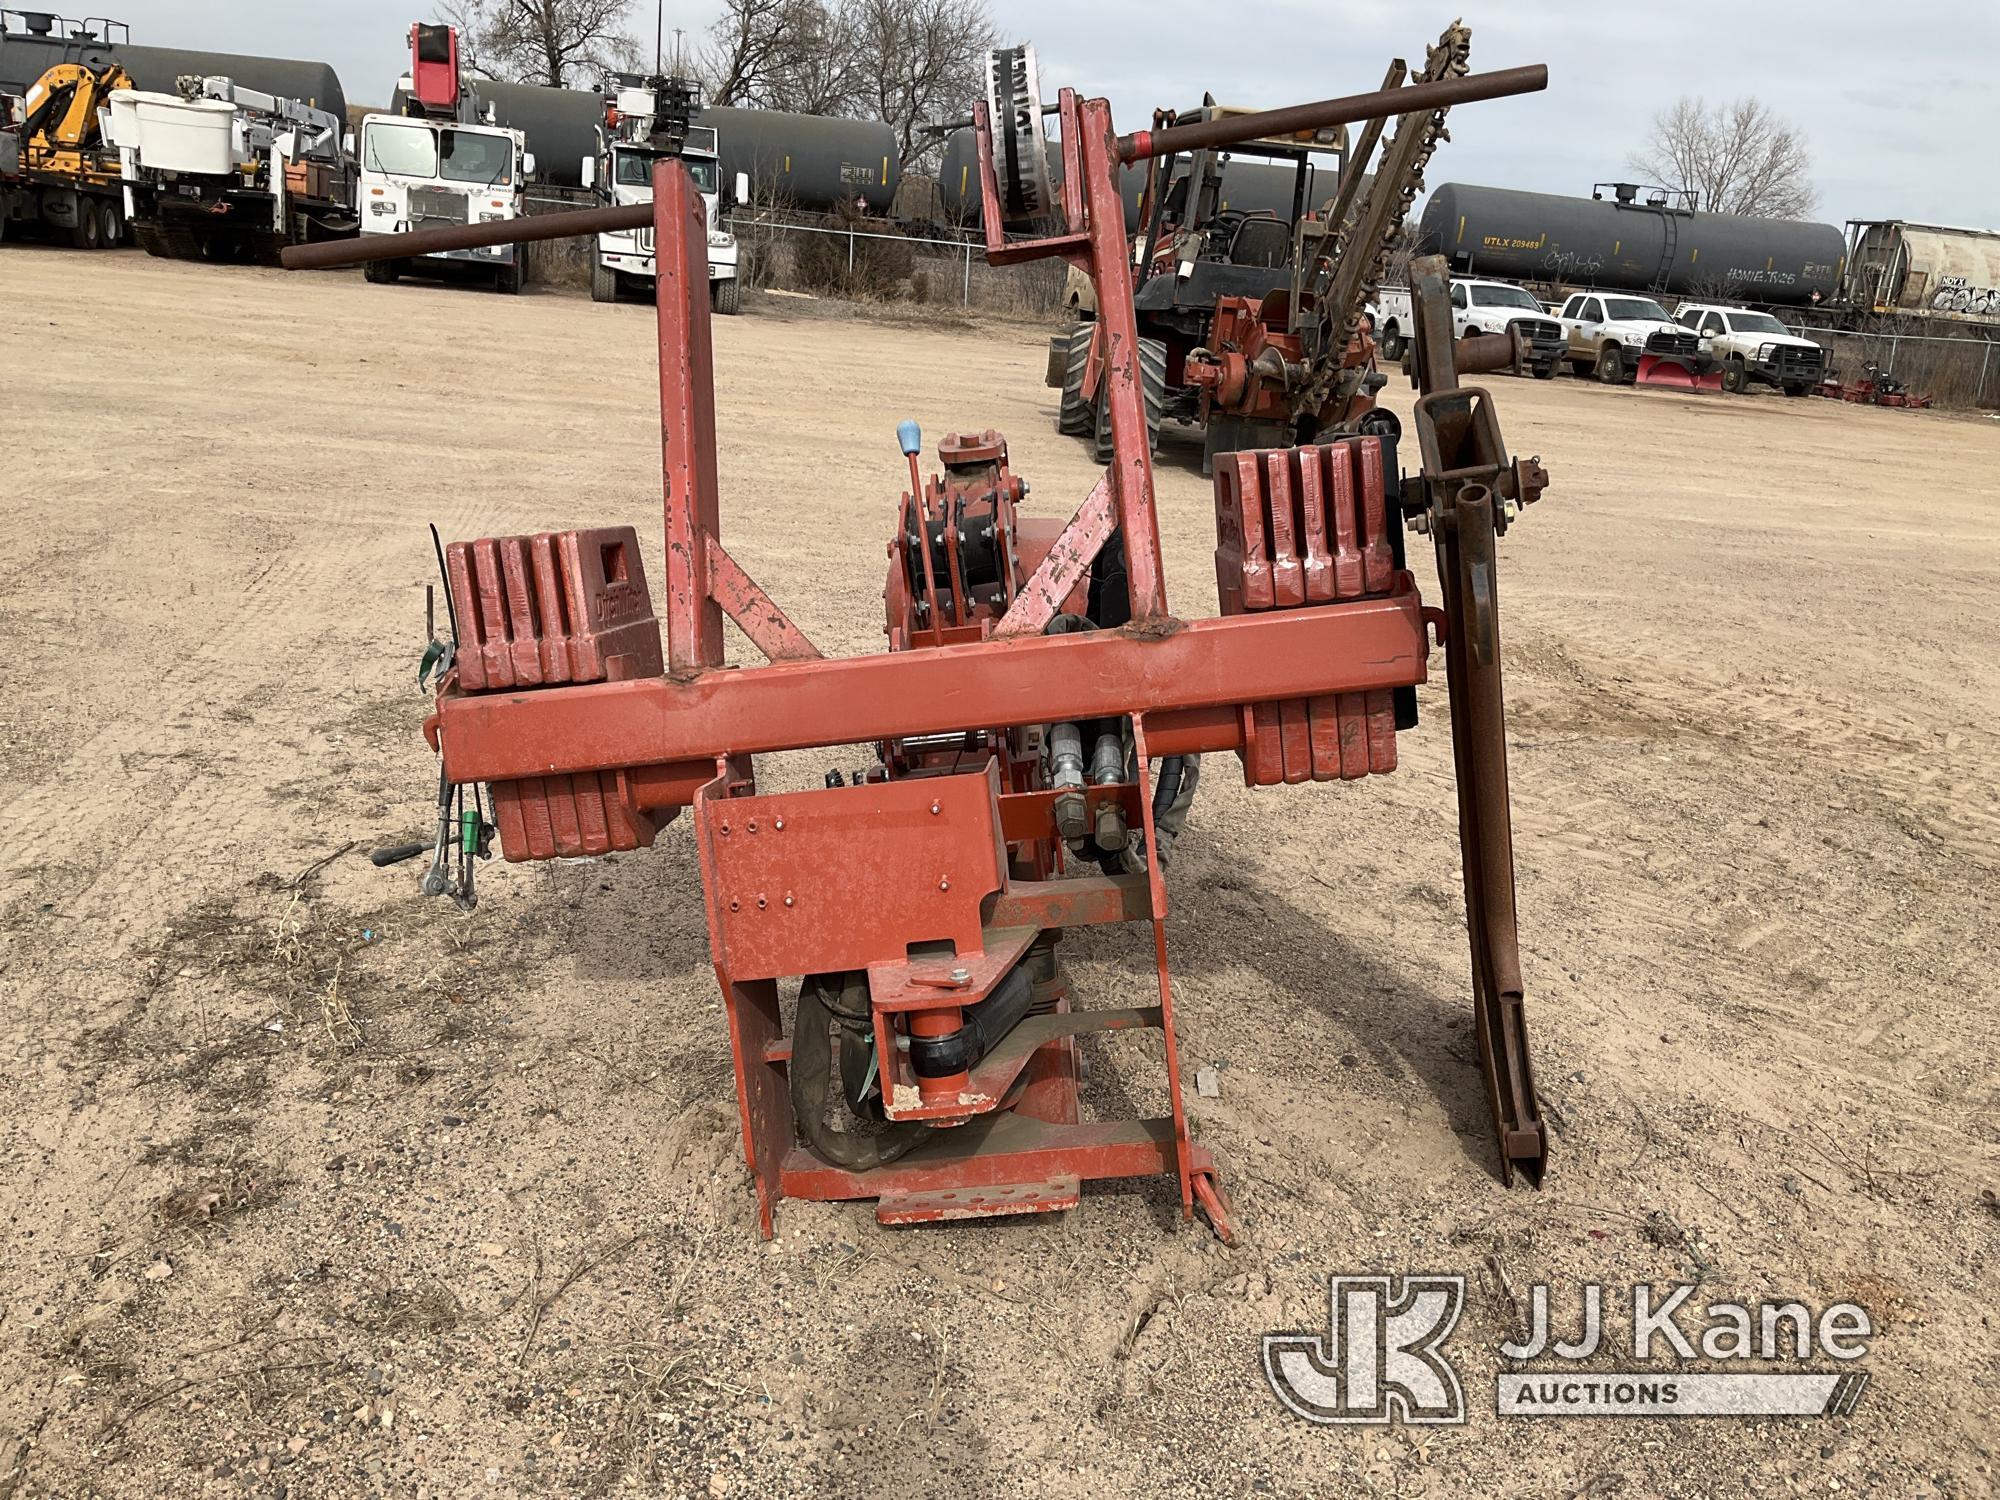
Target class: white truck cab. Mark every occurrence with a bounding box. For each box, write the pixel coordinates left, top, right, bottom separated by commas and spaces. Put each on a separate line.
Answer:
1447, 278, 1564, 378
1372, 277, 1563, 377
356, 26, 534, 293
583, 76, 744, 314
1556, 291, 1705, 385
357, 114, 532, 291
1673, 303, 1826, 396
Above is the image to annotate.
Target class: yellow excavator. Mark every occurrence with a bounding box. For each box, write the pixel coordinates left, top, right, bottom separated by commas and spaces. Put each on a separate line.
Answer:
1, 58, 134, 247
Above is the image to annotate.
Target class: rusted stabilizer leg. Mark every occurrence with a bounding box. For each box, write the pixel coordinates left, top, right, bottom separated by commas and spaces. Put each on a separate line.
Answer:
1191, 1166, 1238, 1247
1436, 486, 1547, 1188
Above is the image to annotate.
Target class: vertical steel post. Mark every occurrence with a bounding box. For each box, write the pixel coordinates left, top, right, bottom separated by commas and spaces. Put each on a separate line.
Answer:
1979, 341, 1992, 407
655, 159, 726, 671
962, 243, 971, 306
1077, 97, 1169, 621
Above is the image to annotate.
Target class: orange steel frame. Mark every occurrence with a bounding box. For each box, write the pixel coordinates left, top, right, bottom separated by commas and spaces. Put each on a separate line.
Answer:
430, 91, 1447, 1241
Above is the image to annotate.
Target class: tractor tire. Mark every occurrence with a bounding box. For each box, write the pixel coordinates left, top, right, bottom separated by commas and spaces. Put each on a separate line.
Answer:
1138, 336, 1167, 453
495, 250, 524, 295
71, 206, 102, 250
1568, 359, 1593, 379
589, 253, 617, 303
1089, 336, 1166, 463
135, 222, 167, 258
1378, 323, 1406, 363
711, 275, 741, 315
1056, 324, 1093, 435
1595, 344, 1627, 385
1532, 359, 1557, 380
363, 256, 394, 284
1721, 357, 1748, 394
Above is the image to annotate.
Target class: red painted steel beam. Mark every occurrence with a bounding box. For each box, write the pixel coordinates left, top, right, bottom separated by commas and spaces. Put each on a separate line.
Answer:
655, 160, 726, 672
992, 476, 1114, 638
437, 592, 1429, 784
707, 544, 822, 661
1079, 96, 1169, 621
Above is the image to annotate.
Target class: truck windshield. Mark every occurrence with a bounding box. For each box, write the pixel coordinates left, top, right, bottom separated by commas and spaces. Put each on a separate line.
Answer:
614, 149, 718, 192
363, 121, 437, 178
440, 129, 512, 186
364, 121, 512, 186
1604, 297, 1673, 321
1728, 311, 1788, 334
1471, 285, 1541, 310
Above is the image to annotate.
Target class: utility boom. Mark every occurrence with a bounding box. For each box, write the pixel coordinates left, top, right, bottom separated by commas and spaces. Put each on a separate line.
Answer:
583, 71, 744, 314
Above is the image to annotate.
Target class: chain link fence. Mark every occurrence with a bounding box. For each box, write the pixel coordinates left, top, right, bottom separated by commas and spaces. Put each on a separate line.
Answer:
725, 213, 1067, 319
1780, 322, 1998, 410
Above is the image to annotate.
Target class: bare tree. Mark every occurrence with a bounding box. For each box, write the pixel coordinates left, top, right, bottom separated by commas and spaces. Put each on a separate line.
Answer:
700, 0, 992, 168
843, 0, 996, 169
762, 2, 858, 116
702, 0, 816, 107
1628, 96, 1817, 219
442, 0, 640, 89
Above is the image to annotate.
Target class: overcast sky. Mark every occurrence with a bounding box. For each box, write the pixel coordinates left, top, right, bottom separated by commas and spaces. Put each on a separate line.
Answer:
116, 0, 1993, 228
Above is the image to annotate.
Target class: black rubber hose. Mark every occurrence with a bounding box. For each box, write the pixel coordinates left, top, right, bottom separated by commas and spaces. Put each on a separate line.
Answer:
1151, 754, 1184, 824
962, 964, 1036, 1064
791, 976, 927, 1171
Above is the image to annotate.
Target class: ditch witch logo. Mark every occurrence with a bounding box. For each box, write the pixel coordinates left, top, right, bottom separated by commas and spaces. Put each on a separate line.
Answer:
1263, 1277, 1873, 1424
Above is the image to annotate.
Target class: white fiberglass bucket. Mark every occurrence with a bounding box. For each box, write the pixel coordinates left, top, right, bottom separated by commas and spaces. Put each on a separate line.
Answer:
132, 93, 236, 174
105, 87, 142, 148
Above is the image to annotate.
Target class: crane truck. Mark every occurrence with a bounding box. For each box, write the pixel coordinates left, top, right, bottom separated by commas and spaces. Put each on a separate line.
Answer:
0, 54, 132, 246
353, 23, 534, 293
581, 72, 744, 313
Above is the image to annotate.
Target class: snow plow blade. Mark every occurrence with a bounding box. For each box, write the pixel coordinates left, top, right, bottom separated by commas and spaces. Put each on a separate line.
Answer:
1636, 354, 1723, 391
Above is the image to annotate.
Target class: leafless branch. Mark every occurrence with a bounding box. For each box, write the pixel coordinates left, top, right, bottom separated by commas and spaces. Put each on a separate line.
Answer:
1628, 95, 1817, 219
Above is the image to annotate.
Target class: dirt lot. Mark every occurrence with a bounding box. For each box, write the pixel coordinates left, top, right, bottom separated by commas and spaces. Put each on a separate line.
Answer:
1, 246, 1995, 1499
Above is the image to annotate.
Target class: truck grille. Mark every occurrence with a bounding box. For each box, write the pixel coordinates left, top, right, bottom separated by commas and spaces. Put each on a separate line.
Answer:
408, 187, 468, 226
1645, 329, 1699, 358
1513, 317, 1563, 348
1770, 344, 1825, 379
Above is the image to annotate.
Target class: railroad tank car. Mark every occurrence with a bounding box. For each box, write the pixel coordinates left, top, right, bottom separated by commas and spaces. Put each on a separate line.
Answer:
1418, 182, 1847, 306
936, 126, 1332, 230
0, 19, 346, 123
707, 107, 898, 214
461, 82, 899, 212
1847, 221, 2000, 325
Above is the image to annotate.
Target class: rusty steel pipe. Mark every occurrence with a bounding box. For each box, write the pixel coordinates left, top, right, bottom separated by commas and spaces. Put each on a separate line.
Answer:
280, 200, 652, 270
1116, 64, 1547, 162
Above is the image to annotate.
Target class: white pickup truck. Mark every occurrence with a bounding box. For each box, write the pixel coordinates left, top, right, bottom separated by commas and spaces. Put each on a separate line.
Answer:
1374, 278, 1566, 377
1672, 303, 1826, 396
1555, 291, 1707, 384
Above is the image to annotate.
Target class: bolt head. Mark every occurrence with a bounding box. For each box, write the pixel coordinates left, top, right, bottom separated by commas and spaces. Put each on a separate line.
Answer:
938, 878, 950, 892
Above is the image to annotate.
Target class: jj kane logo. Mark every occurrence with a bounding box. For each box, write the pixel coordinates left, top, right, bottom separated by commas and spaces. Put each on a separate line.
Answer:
1265, 1276, 1873, 1424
